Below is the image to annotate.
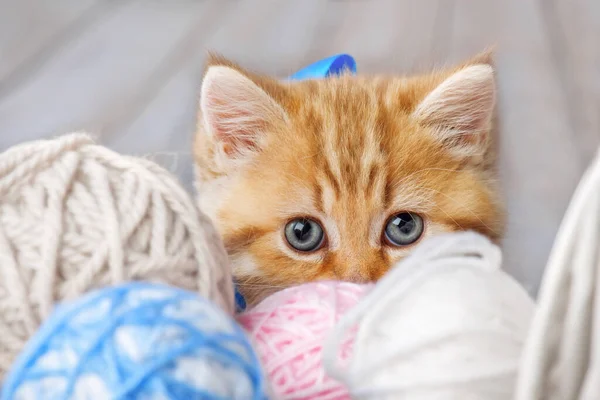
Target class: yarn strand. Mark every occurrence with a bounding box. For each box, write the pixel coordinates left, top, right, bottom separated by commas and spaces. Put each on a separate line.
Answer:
0, 227, 38, 335
0, 134, 91, 196
88, 161, 125, 283
37, 152, 79, 318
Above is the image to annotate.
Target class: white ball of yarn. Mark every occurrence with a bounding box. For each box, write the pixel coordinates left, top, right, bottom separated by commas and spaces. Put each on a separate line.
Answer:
324, 231, 534, 400
515, 146, 600, 400
0, 133, 233, 378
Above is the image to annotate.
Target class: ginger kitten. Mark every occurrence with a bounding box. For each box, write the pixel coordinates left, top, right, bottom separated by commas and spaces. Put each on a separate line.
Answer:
193, 53, 504, 306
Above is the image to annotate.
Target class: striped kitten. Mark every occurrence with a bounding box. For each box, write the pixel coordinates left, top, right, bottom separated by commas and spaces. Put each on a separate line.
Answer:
194, 53, 504, 306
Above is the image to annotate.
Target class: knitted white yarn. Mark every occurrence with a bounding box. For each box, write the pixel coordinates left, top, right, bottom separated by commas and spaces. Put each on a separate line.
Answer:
323, 231, 534, 400
0, 133, 234, 379
515, 147, 600, 400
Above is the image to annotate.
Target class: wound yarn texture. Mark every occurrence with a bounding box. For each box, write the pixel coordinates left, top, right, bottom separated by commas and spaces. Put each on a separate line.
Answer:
323, 231, 535, 399
515, 147, 600, 400
237, 281, 372, 400
2, 283, 265, 400
0, 133, 234, 379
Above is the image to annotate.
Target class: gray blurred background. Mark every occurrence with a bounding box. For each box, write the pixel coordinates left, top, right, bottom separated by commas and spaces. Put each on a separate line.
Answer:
1, 0, 599, 296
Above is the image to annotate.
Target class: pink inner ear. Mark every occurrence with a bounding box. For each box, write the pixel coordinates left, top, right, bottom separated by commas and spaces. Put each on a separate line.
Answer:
205, 91, 263, 155
414, 65, 495, 145
201, 65, 289, 160
427, 87, 493, 133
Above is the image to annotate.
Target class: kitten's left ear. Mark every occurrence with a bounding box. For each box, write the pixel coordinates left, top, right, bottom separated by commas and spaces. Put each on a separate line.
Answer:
413, 64, 496, 158
199, 65, 288, 162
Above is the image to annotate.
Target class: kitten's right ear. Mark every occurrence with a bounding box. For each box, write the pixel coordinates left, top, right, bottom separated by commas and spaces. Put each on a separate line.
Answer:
199, 65, 288, 163
412, 64, 495, 159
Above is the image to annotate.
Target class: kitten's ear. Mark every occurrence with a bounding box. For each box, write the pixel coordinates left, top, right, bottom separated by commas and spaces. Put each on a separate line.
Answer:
199, 65, 288, 161
413, 64, 495, 158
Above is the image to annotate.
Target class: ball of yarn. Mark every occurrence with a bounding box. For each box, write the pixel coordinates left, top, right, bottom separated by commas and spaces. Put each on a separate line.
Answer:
237, 281, 372, 400
323, 231, 535, 400
515, 147, 600, 400
0, 133, 233, 378
2, 283, 265, 400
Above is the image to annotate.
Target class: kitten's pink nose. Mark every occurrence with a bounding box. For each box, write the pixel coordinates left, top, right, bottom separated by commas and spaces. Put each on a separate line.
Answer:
334, 268, 371, 283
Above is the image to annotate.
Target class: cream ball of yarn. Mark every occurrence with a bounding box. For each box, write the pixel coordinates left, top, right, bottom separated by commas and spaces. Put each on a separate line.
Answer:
515, 147, 600, 400
0, 133, 233, 378
324, 231, 535, 400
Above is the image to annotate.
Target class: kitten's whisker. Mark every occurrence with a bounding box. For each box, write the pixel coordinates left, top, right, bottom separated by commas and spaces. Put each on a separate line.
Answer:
416, 186, 501, 236
430, 203, 465, 231
235, 283, 289, 289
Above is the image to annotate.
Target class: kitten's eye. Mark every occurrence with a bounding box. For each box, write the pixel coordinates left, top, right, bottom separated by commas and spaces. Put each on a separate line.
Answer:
384, 212, 424, 246
284, 218, 325, 252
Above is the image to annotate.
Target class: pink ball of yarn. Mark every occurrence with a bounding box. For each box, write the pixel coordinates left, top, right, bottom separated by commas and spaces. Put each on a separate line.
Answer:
237, 281, 372, 400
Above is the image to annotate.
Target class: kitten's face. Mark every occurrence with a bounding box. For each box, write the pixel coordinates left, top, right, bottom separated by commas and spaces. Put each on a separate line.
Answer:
194, 54, 504, 305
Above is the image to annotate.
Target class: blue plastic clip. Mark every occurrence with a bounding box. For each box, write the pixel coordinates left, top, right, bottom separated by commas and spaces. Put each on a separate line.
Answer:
288, 53, 357, 80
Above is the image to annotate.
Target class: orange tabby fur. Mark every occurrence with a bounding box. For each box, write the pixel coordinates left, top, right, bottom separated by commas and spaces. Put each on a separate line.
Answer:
194, 52, 505, 305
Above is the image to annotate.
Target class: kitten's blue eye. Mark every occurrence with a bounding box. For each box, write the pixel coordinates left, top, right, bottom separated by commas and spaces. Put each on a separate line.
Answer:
284, 218, 324, 252
384, 212, 424, 246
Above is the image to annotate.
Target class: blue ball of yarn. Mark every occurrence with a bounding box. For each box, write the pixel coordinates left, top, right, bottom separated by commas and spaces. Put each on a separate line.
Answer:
2, 283, 266, 400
